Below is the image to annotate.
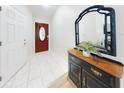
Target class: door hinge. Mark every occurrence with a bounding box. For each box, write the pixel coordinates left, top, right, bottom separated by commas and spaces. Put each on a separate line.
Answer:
0, 6, 2, 11
0, 76, 2, 81
0, 41, 2, 46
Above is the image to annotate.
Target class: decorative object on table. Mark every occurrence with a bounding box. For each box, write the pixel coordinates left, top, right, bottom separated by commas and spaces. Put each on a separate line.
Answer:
76, 41, 101, 58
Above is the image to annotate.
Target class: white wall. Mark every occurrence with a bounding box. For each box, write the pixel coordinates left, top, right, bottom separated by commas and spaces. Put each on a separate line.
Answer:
51, 5, 124, 87
51, 6, 89, 58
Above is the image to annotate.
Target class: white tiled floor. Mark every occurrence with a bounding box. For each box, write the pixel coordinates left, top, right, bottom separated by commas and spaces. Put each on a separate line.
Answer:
3, 51, 68, 88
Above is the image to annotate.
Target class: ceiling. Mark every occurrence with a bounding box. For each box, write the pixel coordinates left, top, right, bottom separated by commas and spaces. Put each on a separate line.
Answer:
29, 5, 58, 19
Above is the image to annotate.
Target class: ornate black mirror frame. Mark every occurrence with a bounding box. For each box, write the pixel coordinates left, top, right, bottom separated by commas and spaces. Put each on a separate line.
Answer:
75, 5, 116, 56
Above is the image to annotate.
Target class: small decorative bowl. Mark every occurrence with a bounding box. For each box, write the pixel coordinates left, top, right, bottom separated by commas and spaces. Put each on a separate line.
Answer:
83, 51, 90, 57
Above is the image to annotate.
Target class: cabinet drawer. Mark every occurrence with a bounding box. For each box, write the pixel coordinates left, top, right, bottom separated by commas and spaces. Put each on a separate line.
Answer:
84, 63, 115, 87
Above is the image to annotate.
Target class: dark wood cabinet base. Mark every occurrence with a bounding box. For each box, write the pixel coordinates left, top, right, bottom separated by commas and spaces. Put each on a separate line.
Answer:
68, 49, 123, 88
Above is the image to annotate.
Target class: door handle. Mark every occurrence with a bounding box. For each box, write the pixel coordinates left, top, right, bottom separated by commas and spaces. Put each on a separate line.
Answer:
91, 68, 102, 77
24, 39, 26, 45
47, 35, 49, 40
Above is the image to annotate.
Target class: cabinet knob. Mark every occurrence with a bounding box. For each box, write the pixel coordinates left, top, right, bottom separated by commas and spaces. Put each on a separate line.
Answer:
83, 77, 85, 86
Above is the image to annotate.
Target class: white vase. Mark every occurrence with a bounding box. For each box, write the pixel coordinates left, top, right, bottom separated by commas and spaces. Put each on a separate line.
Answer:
83, 51, 90, 57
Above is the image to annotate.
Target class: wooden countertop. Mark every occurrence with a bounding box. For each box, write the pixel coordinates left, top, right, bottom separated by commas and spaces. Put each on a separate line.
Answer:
68, 49, 123, 78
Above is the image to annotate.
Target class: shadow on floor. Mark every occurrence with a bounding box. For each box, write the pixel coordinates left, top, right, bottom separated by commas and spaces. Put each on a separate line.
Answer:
48, 73, 76, 88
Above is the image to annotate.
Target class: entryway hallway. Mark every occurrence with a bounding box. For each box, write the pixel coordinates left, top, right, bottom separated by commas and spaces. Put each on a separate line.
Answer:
3, 51, 70, 88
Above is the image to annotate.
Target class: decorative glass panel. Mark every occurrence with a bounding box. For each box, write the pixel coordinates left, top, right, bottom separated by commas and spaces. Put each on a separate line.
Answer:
39, 27, 46, 41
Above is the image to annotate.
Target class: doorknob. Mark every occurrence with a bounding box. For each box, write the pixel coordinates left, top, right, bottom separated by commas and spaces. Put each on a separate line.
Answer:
47, 35, 49, 40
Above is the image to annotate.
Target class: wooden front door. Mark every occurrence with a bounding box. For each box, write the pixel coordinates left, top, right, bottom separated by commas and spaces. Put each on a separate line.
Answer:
35, 22, 49, 53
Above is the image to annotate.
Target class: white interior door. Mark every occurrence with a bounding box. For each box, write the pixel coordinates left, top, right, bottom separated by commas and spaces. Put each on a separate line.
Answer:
0, 6, 27, 87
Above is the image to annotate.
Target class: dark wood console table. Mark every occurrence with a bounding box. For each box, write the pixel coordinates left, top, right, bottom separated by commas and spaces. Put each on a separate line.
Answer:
68, 49, 123, 88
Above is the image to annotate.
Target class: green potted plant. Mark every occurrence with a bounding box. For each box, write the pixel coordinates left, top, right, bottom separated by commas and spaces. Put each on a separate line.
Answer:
76, 41, 101, 57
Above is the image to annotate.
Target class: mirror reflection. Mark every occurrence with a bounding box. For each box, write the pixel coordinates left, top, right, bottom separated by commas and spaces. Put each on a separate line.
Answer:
79, 12, 105, 48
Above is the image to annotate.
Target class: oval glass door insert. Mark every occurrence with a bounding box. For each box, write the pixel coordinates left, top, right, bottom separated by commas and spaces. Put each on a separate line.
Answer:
39, 27, 46, 41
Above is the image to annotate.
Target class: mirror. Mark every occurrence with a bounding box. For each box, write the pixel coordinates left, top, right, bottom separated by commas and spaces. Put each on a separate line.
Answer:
39, 27, 46, 41
75, 5, 116, 56
79, 12, 105, 48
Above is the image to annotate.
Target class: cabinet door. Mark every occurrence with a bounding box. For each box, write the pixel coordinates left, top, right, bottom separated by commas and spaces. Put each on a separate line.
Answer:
82, 70, 110, 88
69, 62, 82, 87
